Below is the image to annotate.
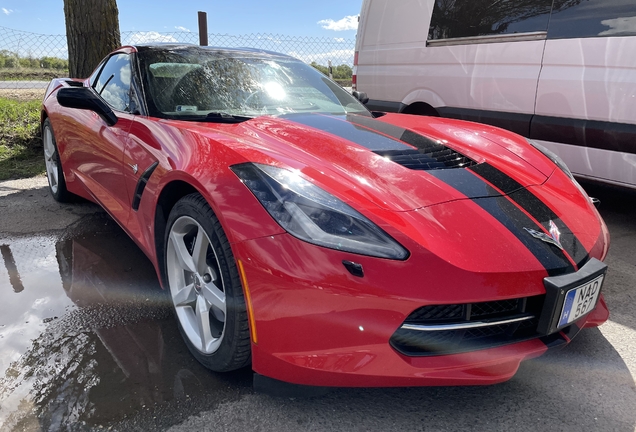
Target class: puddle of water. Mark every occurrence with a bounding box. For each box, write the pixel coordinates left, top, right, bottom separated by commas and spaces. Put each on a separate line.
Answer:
0, 217, 252, 431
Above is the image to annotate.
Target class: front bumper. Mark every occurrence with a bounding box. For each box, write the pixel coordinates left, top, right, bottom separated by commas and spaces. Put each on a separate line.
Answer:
234, 233, 609, 387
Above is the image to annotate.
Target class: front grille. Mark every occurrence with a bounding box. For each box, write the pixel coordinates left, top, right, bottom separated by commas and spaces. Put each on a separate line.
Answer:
405, 304, 464, 323
391, 296, 544, 356
471, 299, 520, 318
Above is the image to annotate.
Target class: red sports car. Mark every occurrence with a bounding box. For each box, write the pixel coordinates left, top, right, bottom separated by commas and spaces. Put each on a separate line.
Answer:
41, 44, 610, 388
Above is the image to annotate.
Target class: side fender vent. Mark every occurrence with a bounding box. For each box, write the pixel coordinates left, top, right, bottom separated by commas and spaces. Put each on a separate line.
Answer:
132, 161, 159, 211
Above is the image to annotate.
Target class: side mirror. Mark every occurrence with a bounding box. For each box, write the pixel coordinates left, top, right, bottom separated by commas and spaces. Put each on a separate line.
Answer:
57, 87, 118, 126
352, 90, 369, 105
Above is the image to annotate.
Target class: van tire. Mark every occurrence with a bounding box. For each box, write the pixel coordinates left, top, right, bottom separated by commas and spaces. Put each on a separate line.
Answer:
401, 103, 439, 117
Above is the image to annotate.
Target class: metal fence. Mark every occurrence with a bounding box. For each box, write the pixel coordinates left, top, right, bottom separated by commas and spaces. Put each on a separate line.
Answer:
0, 26, 355, 90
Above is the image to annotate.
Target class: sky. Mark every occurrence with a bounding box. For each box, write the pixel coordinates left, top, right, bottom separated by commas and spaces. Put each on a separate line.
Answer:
0, 0, 363, 37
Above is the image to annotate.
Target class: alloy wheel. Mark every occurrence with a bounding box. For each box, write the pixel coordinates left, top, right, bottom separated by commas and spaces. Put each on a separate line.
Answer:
43, 126, 59, 194
166, 216, 227, 354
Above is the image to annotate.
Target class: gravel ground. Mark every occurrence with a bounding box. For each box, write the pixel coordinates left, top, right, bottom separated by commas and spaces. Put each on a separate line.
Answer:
0, 175, 102, 234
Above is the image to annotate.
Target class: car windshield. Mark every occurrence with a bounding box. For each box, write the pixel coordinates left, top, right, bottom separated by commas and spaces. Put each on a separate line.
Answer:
137, 46, 370, 121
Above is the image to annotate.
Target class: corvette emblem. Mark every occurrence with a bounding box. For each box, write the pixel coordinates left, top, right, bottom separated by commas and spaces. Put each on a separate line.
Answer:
128, 163, 139, 175
524, 220, 563, 250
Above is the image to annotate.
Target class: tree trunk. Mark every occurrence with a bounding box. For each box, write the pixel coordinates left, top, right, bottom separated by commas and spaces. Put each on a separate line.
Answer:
64, 0, 121, 78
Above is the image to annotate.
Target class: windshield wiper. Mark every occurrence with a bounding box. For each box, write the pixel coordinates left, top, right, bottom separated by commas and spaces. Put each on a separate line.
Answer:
165, 112, 253, 123
203, 112, 253, 123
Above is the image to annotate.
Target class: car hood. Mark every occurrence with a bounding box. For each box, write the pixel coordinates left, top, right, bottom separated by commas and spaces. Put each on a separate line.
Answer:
231, 112, 552, 212
229, 113, 604, 275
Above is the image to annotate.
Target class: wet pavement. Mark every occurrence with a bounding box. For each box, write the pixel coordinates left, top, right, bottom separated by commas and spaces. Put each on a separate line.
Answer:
0, 214, 253, 431
0, 179, 635, 431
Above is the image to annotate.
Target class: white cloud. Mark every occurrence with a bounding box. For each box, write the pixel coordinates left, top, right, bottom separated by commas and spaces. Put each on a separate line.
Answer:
318, 15, 358, 31
287, 48, 354, 66
126, 31, 179, 44
334, 38, 345, 43
599, 16, 636, 36
2, 8, 13, 15
175, 26, 191, 32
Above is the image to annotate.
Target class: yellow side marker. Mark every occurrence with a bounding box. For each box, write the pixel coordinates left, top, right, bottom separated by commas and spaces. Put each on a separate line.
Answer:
237, 259, 258, 344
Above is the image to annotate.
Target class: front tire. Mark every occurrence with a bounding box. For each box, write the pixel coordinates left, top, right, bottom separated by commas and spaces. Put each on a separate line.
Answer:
164, 193, 251, 372
42, 118, 71, 202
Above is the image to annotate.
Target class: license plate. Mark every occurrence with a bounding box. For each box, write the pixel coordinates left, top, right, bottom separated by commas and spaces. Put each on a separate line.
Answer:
557, 274, 604, 328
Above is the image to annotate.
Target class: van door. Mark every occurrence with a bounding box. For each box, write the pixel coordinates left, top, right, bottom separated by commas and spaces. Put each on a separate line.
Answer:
532, 0, 636, 188
358, 0, 552, 137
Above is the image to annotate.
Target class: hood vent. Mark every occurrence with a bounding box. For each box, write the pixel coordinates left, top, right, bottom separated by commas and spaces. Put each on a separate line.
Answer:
375, 147, 476, 171
280, 113, 477, 171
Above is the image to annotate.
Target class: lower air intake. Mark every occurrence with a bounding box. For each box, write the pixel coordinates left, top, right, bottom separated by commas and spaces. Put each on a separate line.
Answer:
390, 296, 545, 356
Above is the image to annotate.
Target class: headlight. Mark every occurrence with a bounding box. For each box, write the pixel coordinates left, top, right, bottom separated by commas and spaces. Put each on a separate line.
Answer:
526, 139, 574, 180
231, 163, 409, 260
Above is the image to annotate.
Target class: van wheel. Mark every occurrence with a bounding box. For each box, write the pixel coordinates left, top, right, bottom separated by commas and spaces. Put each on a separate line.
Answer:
402, 103, 439, 117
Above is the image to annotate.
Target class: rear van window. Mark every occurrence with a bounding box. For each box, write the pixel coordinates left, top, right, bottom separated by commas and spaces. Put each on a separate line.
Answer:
547, 0, 636, 39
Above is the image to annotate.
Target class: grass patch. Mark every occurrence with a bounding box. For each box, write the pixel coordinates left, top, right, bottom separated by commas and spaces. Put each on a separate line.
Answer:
0, 68, 68, 81
0, 97, 44, 180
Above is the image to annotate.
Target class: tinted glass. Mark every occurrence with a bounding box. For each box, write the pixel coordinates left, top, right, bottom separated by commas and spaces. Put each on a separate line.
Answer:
428, 0, 552, 40
137, 47, 370, 120
548, 0, 636, 39
93, 54, 132, 112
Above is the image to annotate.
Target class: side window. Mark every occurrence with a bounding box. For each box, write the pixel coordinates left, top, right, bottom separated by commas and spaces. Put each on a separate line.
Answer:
428, 0, 552, 42
548, 0, 636, 39
93, 53, 132, 112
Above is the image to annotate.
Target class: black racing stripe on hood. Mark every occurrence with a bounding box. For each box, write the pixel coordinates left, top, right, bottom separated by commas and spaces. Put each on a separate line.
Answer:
428, 168, 504, 199
282, 113, 475, 170
470, 163, 589, 268
470, 163, 524, 195
281, 113, 408, 152
348, 114, 476, 169
429, 169, 575, 276
347, 114, 437, 145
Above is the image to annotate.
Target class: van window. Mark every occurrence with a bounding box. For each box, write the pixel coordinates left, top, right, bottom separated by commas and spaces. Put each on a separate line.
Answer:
428, 0, 552, 41
547, 0, 636, 39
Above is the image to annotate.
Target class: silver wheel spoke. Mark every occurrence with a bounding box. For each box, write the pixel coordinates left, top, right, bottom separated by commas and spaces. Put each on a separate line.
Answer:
44, 142, 53, 160
167, 215, 227, 355
169, 231, 197, 273
191, 228, 209, 274
43, 127, 59, 194
173, 283, 196, 307
50, 165, 58, 185
201, 282, 226, 315
196, 295, 213, 351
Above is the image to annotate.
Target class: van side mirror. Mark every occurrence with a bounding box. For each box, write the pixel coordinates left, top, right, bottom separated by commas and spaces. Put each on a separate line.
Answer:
57, 87, 118, 126
352, 90, 369, 105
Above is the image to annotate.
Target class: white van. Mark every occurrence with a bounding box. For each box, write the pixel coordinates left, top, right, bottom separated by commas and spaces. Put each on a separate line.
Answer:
354, 0, 636, 189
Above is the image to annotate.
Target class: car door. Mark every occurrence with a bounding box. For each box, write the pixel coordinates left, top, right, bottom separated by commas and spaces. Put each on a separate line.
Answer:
70, 53, 136, 225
